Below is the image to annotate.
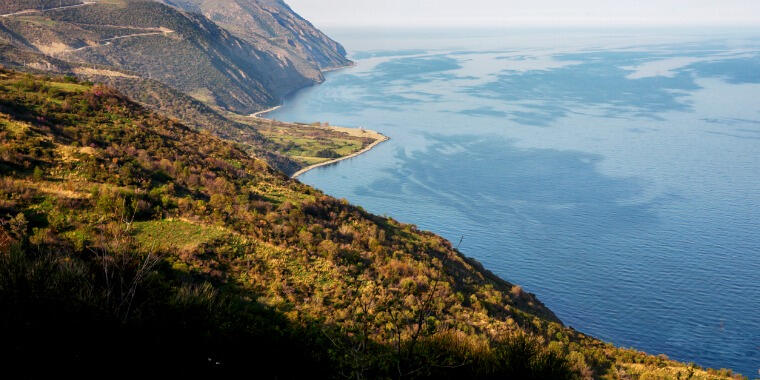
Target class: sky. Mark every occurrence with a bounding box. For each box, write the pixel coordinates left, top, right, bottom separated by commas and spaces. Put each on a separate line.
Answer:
285, 0, 760, 28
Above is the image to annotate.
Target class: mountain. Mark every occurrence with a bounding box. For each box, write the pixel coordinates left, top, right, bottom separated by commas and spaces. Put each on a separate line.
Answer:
0, 0, 352, 113
0, 0, 316, 113
0, 0, 365, 175
159, 0, 351, 71
0, 69, 743, 379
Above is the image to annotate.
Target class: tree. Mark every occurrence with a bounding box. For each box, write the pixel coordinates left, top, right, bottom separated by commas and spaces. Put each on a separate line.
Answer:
33, 166, 44, 181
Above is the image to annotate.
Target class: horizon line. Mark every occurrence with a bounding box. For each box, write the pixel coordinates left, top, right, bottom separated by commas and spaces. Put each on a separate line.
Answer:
315, 22, 760, 29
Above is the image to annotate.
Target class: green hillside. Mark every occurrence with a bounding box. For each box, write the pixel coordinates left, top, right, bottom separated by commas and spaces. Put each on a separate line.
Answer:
0, 14, 372, 175
0, 69, 745, 379
0, 0, 375, 177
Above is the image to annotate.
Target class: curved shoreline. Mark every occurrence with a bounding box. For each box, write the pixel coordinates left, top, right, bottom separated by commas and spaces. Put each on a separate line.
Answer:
249, 105, 281, 119
321, 61, 356, 73
291, 132, 389, 179
248, 62, 387, 179
250, 63, 354, 119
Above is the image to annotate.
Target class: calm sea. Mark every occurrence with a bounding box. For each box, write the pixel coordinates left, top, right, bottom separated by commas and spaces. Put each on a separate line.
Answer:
268, 28, 760, 376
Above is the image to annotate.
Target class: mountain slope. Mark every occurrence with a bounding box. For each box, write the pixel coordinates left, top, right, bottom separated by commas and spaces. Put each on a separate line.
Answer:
161, 0, 351, 71
0, 41, 312, 173
0, 0, 369, 175
0, 0, 327, 114
0, 0, 82, 14
0, 69, 743, 379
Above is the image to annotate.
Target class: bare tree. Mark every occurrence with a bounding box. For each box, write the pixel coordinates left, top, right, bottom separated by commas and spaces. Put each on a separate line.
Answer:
90, 203, 159, 323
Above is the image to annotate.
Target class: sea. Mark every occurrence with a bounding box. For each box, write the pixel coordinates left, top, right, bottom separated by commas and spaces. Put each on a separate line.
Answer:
267, 27, 760, 376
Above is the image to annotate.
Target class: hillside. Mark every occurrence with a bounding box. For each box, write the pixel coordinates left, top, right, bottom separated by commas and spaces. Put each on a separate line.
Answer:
0, 0, 316, 114
0, 0, 82, 14
0, 1, 373, 175
159, 0, 351, 70
0, 69, 745, 379
0, 0, 352, 113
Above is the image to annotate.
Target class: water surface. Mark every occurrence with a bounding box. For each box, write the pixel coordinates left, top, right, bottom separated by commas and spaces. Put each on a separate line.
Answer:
269, 28, 760, 376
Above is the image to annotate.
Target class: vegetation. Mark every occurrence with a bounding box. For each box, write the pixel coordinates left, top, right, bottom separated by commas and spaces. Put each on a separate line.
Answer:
0, 0, 375, 175
0, 27, 373, 175
0, 0, 82, 14
228, 115, 378, 168
0, 69, 746, 379
0, 0, 321, 114
157, 0, 351, 70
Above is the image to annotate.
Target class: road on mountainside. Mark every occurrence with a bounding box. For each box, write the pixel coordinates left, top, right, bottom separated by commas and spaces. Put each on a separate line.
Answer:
0, 1, 96, 18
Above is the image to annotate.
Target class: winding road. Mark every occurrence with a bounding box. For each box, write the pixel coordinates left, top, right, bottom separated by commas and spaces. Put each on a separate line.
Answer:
0, 1, 175, 55
0, 1, 96, 18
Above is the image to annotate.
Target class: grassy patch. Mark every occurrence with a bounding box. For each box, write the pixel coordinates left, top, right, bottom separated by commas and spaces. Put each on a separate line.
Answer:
228, 114, 375, 168
46, 81, 90, 93
0, 117, 31, 136
132, 219, 228, 252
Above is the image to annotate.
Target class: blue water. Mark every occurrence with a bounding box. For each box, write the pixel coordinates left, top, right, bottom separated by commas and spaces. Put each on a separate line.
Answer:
269, 28, 760, 376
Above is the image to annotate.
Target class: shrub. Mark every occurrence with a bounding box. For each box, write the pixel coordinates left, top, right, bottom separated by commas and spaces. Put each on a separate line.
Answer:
315, 148, 340, 159
32, 166, 44, 180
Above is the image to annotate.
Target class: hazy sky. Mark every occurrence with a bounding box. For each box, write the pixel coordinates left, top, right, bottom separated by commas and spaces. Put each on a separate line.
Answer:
286, 0, 760, 28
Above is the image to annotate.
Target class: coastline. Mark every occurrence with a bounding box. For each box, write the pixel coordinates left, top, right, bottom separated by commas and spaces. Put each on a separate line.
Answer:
248, 63, 352, 119
249, 105, 281, 119
248, 61, 388, 180
291, 131, 389, 179
321, 61, 356, 73
246, 105, 389, 180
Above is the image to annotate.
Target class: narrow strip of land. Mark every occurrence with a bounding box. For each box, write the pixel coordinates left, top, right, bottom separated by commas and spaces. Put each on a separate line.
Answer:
246, 108, 389, 179
291, 131, 389, 179
250, 105, 281, 118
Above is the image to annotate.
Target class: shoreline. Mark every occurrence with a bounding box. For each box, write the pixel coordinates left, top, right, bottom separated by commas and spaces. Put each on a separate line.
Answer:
321, 61, 355, 73
249, 105, 281, 119
250, 63, 352, 119
246, 106, 389, 180
291, 131, 389, 179
247, 60, 388, 180
248, 61, 386, 179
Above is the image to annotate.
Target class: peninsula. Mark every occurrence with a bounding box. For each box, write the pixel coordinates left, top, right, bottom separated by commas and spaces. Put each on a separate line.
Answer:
290, 125, 389, 178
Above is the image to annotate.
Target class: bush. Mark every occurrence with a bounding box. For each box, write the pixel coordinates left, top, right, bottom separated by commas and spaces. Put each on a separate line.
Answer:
315, 148, 340, 159
32, 166, 44, 180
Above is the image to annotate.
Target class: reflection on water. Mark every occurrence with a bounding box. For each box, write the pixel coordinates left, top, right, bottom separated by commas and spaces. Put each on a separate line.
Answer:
269, 29, 760, 375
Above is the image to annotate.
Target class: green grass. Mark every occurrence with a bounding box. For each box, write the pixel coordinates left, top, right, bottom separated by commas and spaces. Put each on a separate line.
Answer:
0, 118, 30, 136
14, 15, 61, 27
262, 133, 365, 165
132, 219, 228, 252
292, 156, 330, 165
46, 81, 89, 93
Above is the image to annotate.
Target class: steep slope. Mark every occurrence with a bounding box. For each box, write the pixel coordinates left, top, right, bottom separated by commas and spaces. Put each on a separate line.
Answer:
0, 1, 370, 175
0, 42, 308, 173
160, 0, 351, 71
0, 0, 320, 113
0, 69, 743, 379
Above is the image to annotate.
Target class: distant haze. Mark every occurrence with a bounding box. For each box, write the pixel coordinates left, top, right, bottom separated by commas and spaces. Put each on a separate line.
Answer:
286, 0, 760, 28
